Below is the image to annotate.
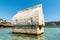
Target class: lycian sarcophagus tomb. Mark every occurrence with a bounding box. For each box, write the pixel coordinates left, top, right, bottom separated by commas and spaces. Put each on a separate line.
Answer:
11, 4, 45, 34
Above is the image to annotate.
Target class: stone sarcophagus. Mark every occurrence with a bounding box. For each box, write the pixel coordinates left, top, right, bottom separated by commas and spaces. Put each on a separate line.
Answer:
12, 4, 44, 26
11, 4, 44, 34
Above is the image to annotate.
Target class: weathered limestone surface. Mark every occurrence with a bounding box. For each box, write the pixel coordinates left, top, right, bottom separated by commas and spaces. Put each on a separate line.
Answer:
12, 4, 44, 26
11, 4, 44, 35
13, 28, 43, 34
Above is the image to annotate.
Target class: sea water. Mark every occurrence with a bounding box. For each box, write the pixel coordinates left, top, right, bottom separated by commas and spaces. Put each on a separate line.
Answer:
0, 28, 43, 40
0, 27, 60, 40
0, 28, 12, 40
44, 27, 60, 40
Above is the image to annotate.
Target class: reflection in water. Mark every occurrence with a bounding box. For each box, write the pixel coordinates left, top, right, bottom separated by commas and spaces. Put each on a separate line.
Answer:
0, 27, 60, 40
12, 34, 44, 40
0, 28, 43, 40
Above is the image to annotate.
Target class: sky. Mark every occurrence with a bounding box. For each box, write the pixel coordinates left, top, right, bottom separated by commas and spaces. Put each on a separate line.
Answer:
0, 0, 60, 22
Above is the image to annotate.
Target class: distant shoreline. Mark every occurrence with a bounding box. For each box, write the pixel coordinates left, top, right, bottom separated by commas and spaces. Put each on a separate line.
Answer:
45, 26, 60, 28
45, 21, 60, 27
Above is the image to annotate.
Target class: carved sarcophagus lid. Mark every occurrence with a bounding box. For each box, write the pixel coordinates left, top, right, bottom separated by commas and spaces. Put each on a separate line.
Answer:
11, 4, 45, 26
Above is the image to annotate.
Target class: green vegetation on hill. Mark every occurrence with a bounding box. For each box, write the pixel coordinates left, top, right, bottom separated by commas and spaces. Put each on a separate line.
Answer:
45, 21, 60, 27
0, 19, 11, 25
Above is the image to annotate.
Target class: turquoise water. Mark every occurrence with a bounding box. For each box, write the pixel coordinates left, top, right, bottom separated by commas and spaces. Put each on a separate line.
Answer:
0, 28, 12, 40
0, 28, 43, 40
12, 34, 43, 40
44, 28, 60, 40
0, 27, 60, 40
